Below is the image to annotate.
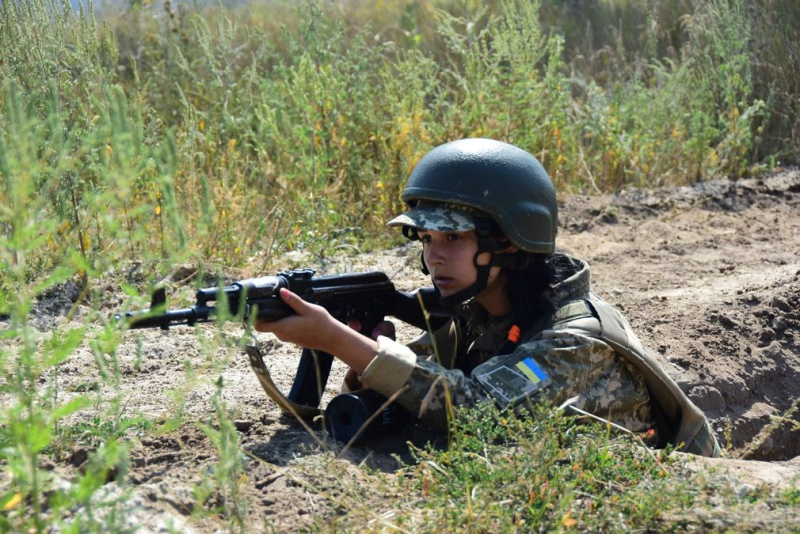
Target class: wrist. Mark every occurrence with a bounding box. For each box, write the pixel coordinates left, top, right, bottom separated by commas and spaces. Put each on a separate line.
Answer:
326, 321, 378, 374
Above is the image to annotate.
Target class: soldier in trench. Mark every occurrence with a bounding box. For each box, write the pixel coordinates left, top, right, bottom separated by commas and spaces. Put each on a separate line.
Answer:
256, 138, 719, 457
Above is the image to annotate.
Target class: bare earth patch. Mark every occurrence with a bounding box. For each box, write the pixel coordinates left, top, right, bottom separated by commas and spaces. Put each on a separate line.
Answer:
8, 169, 800, 531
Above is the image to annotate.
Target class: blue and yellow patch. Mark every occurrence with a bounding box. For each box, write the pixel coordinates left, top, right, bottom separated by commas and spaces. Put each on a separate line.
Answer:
514, 356, 548, 384
474, 352, 552, 409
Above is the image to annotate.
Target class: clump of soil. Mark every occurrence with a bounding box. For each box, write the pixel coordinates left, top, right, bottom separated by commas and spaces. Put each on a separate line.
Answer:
690, 279, 800, 459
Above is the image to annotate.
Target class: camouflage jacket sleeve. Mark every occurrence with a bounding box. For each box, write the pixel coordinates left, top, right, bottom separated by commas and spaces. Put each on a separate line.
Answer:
360, 329, 655, 433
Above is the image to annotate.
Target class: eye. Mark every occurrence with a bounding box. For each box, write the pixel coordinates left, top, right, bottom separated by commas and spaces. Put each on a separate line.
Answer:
418, 233, 432, 244
446, 232, 462, 241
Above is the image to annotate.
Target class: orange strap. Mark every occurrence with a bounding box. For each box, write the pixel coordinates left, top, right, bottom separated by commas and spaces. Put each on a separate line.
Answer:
507, 324, 521, 343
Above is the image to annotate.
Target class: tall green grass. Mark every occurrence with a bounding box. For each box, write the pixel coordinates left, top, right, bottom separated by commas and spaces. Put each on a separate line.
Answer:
1, 0, 799, 530
5, 0, 795, 272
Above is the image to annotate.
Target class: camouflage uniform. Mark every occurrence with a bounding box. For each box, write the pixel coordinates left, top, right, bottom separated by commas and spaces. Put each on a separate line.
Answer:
372, 142, 718, 455
360, 253, 656, 434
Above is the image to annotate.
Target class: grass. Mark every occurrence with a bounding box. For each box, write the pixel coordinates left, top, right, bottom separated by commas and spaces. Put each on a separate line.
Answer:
305, 403, 799, 532
0, 0, 799, 531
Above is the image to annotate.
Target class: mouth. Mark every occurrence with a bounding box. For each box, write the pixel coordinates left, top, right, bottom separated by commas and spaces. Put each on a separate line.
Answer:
433, 275, 456, 290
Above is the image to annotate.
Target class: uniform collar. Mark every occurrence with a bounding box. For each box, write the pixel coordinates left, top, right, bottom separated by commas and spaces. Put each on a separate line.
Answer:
455, 253, 591, 321
543, 253, 591, 305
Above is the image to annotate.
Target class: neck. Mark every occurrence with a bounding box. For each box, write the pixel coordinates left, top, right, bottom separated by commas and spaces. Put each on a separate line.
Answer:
474, 272, 512, 316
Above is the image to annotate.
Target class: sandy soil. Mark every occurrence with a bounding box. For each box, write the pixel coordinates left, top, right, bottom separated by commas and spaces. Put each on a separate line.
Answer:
10, 169, 800, 531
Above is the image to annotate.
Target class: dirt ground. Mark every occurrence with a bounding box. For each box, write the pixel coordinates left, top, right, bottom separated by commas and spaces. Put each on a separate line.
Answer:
11, 168, 800, 531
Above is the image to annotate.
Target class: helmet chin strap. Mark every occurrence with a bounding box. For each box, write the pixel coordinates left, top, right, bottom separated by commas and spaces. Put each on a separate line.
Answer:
432, 217, 522, 309
436, 262, 489, 308
409, 217, 527, 308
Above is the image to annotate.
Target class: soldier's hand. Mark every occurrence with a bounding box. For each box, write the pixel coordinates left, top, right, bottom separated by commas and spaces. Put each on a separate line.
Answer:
254, 288, 340, 352
255, 289, 381, 374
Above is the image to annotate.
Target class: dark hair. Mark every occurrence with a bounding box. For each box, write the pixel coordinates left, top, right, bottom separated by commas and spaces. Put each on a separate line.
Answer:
505, 252, 566, 330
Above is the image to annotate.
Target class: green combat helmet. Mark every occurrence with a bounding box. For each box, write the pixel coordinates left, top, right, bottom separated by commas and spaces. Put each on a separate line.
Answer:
389, 138, 558, 306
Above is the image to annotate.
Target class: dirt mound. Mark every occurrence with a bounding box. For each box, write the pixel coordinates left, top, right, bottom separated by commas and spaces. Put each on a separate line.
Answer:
687, 278, 800, 459
561, 169, 800, 460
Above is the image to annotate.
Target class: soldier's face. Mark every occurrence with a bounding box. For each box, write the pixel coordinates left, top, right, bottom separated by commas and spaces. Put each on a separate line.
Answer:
418, 229, 500, 298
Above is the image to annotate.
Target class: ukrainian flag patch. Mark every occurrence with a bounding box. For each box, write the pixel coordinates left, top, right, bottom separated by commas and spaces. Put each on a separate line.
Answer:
473, 352, 552, 409
514, 356, 549, 383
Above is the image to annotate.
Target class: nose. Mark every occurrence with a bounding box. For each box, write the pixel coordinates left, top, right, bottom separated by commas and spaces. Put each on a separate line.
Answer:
424, 241, 445, 266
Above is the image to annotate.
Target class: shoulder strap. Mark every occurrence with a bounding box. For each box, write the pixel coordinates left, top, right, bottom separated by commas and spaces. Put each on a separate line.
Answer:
586, 296, 720, 457
522, 300, 594, 339
523, 297, 719, 457
245, 345, 321, 420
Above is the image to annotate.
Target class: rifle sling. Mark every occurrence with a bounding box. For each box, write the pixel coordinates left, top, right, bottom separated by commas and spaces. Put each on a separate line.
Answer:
244, 345, 322, 420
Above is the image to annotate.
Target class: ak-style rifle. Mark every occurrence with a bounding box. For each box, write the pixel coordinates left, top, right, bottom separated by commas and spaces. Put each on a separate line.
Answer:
115, 268, 449, 442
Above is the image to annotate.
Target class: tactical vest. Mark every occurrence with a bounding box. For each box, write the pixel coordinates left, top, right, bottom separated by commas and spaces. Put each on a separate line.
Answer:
538, 293, 720, 457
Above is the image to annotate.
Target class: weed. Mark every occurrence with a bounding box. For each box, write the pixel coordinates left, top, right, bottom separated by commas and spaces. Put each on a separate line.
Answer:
3, 0, 797, 275
736, 396, 800, 459
195, 378, 250, 532
311, 403, 798, 532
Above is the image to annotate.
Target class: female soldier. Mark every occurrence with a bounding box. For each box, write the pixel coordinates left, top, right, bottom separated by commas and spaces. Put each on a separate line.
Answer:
256, 138, 718, 456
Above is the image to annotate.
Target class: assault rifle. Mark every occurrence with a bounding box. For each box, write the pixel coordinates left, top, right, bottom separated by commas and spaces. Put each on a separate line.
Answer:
115, 269, 449, 443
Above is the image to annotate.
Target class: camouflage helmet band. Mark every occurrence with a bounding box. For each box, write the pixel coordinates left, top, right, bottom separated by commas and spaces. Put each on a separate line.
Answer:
386, 202, 476, 233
